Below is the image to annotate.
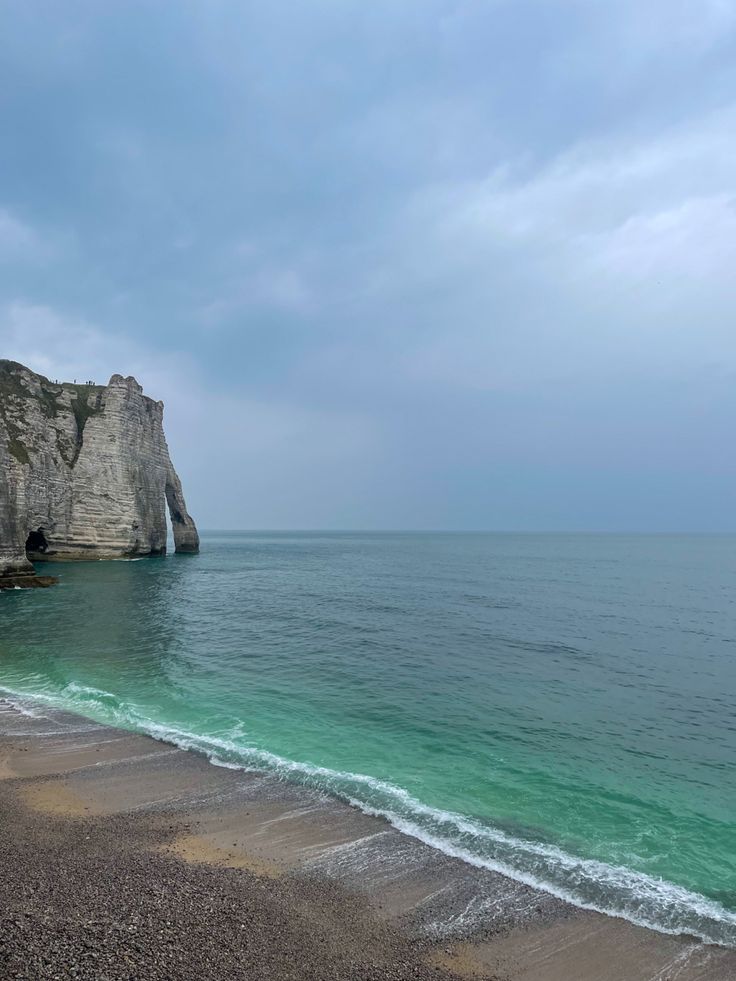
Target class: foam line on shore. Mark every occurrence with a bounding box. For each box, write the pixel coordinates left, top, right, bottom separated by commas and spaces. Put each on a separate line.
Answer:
2, 682, 735, 948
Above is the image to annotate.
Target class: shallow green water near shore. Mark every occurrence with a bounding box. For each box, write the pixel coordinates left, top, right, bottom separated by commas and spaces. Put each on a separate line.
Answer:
1, 533, 735, 944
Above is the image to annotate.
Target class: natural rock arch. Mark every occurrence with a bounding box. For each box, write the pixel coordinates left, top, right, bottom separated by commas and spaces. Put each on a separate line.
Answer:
0, 361, 199, 586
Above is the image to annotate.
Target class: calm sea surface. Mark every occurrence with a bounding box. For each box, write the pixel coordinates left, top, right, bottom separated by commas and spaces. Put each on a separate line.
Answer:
1, 533, 735, 944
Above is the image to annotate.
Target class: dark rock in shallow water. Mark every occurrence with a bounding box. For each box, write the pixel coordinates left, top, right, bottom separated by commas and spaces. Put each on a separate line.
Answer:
0, 574, 58, 589
0, 360, 199, 588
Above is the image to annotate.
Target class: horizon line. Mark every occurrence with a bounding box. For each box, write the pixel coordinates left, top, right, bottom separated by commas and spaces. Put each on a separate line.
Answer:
189, 528, 736, 536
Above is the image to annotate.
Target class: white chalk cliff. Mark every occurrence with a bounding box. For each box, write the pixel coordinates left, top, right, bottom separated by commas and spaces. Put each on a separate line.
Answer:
0, 360, 199, 584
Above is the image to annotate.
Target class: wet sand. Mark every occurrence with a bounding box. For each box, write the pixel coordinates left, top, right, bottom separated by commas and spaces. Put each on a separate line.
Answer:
2, 696, 735, 981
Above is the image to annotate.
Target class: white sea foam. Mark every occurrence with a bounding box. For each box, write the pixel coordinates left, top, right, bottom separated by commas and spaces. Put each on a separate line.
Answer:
2, 682, 735, 947
0, 694, 48, 718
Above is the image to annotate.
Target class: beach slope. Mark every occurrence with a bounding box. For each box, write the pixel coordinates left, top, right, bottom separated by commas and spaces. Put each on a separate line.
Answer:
2, 697, 735, 981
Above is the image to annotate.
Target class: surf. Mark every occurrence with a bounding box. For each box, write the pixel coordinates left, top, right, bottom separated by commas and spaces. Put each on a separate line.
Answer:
3, 681, 735, 949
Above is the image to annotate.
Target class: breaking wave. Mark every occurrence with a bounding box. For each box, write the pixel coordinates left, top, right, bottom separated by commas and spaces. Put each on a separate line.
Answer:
2, 681, 735, 948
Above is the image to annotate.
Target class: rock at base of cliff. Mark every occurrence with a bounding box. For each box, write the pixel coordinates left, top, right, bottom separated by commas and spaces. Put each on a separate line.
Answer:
0, 574, 59, 590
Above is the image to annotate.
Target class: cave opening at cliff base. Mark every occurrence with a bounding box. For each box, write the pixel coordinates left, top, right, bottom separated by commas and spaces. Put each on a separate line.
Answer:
25, 527, 49, 555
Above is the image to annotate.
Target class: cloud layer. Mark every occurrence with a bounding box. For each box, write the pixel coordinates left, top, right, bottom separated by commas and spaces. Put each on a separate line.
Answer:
1, 1, 734, 529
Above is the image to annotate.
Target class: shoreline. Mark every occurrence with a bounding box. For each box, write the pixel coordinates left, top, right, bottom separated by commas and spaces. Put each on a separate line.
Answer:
2, 696, 736, 980
3, 682, 735, 946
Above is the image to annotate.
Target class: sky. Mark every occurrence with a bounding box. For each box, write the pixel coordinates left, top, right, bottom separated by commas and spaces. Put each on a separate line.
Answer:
1, 1, 735, 531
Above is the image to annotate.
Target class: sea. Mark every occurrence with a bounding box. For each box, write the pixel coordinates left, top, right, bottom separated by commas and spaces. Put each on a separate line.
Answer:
1, 532, 734, 946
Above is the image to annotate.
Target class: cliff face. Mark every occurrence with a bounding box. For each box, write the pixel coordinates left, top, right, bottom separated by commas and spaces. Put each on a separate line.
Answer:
0, 360, 199, 582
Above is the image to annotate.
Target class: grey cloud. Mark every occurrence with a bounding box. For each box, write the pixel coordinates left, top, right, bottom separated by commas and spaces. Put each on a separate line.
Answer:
1, 1, 734, 529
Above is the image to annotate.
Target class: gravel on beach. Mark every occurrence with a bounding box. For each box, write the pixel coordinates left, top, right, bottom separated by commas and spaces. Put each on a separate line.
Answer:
0, 783, 466, 981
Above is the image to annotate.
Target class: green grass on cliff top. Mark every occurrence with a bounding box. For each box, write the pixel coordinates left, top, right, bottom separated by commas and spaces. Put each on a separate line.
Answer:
0, 360, 104, 465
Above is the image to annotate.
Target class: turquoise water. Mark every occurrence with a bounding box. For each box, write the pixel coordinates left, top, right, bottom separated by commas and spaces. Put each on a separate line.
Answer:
1, 532, 735, 944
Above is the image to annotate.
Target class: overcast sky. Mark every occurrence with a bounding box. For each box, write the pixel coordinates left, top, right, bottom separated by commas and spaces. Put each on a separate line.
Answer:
1, 1, 735, 530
